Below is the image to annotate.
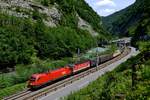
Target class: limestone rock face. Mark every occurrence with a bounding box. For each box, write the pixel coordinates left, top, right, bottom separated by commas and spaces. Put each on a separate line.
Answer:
78, 14, 99, 36
0, 0, 61, 27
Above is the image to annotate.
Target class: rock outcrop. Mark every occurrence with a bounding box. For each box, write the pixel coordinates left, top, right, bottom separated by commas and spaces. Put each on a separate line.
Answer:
0, 0, 61, 27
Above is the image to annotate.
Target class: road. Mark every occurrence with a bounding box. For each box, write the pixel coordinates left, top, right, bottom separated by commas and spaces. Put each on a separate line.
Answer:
39, 47, 139, 100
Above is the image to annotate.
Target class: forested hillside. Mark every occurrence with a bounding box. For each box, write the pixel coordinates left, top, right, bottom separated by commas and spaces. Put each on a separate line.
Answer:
0, 0, 109, 71
102, 0, 150, 37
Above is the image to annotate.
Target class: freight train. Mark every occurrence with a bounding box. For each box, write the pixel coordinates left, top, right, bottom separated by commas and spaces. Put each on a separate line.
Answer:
28, 50, 121, 89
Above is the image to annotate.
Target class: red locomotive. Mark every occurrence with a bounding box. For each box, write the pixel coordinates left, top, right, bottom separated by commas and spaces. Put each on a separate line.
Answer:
28, 51, 121, 89
28, 61, 91, 88
28, 67, 72, 88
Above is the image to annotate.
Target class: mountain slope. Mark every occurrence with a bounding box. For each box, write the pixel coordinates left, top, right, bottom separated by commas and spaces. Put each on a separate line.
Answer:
0, 0, 109, 70
102, 0, 150, 36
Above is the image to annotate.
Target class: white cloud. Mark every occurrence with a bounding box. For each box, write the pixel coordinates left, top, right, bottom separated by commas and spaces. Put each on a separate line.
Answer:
85, 0, 135, 16
96, 0, 116, 7
103, 9, 115, 13
97, 8, 116, 16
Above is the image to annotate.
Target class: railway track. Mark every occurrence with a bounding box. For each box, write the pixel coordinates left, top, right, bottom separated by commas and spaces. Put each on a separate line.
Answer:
3, 89, 31, 100
3, 47, 131, 100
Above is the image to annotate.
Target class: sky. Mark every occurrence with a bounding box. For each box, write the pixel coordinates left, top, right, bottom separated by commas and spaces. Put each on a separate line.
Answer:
85, 0, 136, 16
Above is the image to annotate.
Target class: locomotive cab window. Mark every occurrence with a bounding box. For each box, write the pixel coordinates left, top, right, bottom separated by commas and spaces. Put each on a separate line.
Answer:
30, 77, 36, 81
37, 77, 41, 81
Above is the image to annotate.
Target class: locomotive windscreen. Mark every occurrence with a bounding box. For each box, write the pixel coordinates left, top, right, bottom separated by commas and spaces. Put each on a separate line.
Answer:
30, 76, 36, 81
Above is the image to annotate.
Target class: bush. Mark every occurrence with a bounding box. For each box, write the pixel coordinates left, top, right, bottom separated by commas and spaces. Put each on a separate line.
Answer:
141, 65, 150, 79
41, 0, 49, 6
0, 83, 26, 99
0, 27, 35, 69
